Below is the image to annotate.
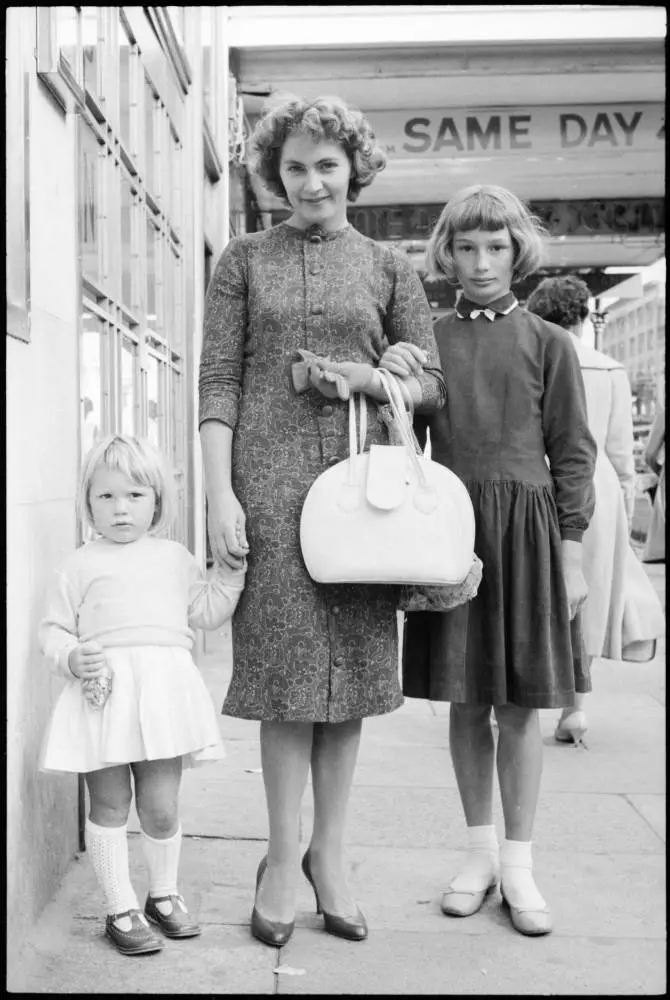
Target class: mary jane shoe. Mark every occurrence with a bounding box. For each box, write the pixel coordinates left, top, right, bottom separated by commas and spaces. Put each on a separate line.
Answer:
144, 893, 201, 938
105, 909, 163, 955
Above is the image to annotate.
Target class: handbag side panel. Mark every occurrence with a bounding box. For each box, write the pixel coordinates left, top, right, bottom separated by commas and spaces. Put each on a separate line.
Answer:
300, 455, 475, 585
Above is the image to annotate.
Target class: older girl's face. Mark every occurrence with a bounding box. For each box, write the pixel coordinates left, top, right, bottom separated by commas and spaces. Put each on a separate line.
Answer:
452, 227, 515, 305
279, 134, 351, 231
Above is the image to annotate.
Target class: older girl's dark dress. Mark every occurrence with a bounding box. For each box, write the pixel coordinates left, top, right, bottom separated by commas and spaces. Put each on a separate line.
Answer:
199, 221, 445, 723
403, 294, 597, 709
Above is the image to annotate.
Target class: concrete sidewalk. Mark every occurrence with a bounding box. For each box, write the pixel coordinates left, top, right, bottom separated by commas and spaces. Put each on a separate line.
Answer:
9, 562, 666, 995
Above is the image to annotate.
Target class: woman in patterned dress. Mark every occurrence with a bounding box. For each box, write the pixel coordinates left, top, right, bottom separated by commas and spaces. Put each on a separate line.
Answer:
198, 94, 445, 946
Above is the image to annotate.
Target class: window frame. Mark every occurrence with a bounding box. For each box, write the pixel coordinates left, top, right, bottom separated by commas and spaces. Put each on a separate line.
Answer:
6, 9, 31, 343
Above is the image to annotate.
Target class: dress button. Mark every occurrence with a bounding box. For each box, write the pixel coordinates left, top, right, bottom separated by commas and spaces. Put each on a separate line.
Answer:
328, 455, 339, 466
332, 606, 341, 616
310, 265, 320, 275
322, 405, 333, 417
333, 656, 344, 666
309, 234, 322, 244
311, 304, 324, 315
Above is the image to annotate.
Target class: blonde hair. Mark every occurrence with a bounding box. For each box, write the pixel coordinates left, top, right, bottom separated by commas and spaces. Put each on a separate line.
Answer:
78, 434, 174, 536
250, 92, 386, 203
425, 184, 548, 286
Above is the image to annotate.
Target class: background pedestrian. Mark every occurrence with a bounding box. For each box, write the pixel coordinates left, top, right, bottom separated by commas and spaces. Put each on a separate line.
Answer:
527, 275, 665, 744
642, 403, 665, 563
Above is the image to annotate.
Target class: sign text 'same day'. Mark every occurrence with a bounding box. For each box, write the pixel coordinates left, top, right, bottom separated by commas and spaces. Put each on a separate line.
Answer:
373, 105, 664, 157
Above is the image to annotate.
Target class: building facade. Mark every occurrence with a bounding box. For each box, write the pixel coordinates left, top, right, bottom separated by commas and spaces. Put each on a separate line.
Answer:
599, 282, 666, 416
5, 6, 242, 962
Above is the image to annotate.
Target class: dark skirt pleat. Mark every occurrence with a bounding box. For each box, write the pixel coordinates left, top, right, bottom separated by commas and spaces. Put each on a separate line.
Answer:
402, 480, 591, 709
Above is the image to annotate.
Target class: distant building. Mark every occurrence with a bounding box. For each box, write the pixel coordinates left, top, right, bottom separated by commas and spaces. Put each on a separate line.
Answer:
599, 282, 666, 416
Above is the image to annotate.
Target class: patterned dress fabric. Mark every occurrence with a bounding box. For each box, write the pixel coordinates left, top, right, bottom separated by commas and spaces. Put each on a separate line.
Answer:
402, 303, 597, 709
199, 221, 446, 722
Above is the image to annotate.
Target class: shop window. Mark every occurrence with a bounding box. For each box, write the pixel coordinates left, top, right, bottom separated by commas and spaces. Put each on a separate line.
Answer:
145, 353, 162, 448
82, 7, 101, 103
79, 121, 103, 287
202, 7, 215, 127
121, 173, 133, 311
146, 217, 159, 332
81, 305, 106, 457
55, 7, 83, 87
120, 334, 138, 435
144, 75, 157, 198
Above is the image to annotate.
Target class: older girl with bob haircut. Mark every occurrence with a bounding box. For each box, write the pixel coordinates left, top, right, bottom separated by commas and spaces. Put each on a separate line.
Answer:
199, 93, 445, 948
396, 185, 597, 936
39, 434, 246, 957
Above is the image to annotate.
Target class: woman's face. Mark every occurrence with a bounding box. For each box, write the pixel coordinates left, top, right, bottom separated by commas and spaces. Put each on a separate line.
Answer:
279, 133, 352, 231
452, 227, 515, 305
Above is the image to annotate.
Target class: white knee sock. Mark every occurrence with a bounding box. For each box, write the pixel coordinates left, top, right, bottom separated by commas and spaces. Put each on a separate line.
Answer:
500, 839, 546, 909
85, 819, 139, 919
141, 825, 182, 914
449, 825, 499, 892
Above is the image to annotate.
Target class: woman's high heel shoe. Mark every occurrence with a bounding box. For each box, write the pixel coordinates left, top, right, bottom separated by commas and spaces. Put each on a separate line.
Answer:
250, 857, 295, 947
554, 710, 588, 748
301, 851, 368, 941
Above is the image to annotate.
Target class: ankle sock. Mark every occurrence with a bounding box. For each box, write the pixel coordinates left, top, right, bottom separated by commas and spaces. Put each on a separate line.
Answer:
500, 839, 546, 910
85, 819, 139, 929
449, 824, 499, 893
141, 824, 182, 915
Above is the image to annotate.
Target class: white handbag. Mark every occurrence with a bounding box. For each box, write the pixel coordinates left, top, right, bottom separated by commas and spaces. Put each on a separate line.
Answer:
300, 369, 476, 586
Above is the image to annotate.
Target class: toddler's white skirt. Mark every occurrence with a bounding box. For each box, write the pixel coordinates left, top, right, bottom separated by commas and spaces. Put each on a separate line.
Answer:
40, 646, 225, 773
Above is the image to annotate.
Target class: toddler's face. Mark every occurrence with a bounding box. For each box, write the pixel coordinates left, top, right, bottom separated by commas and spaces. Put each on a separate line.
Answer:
89, 467, 156, 544
452, 227, 514, 305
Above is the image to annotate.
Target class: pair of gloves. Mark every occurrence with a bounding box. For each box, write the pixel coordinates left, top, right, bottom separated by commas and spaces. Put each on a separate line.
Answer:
291, 345, 427, 401
291, 350, 377, 401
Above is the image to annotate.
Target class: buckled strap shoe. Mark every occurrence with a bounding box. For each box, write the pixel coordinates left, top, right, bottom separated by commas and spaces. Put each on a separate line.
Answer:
105, 909, 163, 955
144, 893, 202, 938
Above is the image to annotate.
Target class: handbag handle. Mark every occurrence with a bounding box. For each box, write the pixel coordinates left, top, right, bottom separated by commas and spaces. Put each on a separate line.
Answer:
377, 368, 436, 512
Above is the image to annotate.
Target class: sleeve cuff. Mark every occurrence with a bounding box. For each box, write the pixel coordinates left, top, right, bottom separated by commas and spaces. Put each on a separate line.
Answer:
58, 645, 79, 679
560, 529, 585, 542
211, 562, 247, 588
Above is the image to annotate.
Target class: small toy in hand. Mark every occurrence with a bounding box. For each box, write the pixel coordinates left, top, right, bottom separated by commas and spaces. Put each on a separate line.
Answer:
82, 666, 113, 709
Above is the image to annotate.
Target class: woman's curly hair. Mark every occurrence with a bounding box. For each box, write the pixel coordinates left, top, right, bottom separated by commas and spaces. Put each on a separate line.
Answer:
526, 274, 591, 330
425, 184, 548, 286
249, 93, 387, 203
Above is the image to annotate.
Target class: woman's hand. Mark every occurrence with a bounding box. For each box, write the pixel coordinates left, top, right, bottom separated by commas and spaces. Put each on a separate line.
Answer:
378, 342, 427, 379
561, 540, 588, 620
68, 641, 108, 680
308, 360, 376, 401
207, 490, 249, 570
